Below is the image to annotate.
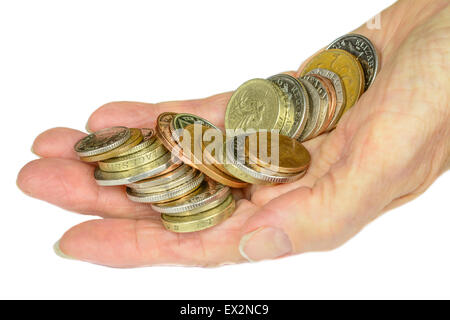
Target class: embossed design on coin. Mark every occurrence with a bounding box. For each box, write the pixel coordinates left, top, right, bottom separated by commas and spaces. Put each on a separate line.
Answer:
94, 152, 181, 186
225, 79, 287, 132
327, 33, 378, 91
171, 113, 220, 143
74, 126, 130, 157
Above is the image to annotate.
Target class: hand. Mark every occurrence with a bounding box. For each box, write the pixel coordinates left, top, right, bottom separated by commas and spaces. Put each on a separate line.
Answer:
17, 0, 450, 267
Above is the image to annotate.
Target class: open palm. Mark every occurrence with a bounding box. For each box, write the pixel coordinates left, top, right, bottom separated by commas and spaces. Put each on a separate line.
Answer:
17, 0, 450, 267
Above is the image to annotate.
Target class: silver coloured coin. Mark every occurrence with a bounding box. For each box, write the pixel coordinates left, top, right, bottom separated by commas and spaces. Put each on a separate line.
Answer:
268, 74, 309, 139
327, 33, 379, 91
152, 180, 230, 215
302, 74, 329, 138
74, 126, 131, 157
306, 68, 345, 129
296, 78, 320, 142
126, 171, 204, 203
127, 163, 191, 190
226, 134, 306, 184
94, 152, 181, 186
130, 166, 197, 194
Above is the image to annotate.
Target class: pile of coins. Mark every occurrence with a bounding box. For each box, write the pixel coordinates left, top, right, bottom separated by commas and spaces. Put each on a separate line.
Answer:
225, 34, 378, 141
72, 33, 379, 233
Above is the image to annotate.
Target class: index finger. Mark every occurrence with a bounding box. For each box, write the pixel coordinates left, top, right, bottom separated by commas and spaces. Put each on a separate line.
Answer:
86, 92, 232, 132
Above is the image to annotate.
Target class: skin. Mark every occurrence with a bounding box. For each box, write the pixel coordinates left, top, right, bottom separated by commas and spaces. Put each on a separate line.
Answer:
17, 0, 450, 268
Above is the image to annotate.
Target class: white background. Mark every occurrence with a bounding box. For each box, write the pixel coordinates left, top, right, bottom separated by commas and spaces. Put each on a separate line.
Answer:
1, 0, 449, 299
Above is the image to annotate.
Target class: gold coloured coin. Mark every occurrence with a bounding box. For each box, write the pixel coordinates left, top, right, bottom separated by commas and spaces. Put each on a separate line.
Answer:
300, 49, 364, 114
248, 162, 307, 178
161, 194, 235, 233
115, 128, 156, 157
80, 128, 143, 162
225, 79, 288, 132
246, 132, 310, 174
98, 138, 167, 172
94, 152, 179, 186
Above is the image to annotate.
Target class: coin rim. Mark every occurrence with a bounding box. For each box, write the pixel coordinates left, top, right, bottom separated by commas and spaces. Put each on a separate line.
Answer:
161, 194, 235, 233
152, 180, 230, 215
75, 126, 131, 157
94, 152, 180, 186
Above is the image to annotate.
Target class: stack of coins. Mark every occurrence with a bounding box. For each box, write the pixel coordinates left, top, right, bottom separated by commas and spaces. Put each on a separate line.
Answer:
73, 114, 246, 233
72, 33, 379, 233
224, 34, 378, 141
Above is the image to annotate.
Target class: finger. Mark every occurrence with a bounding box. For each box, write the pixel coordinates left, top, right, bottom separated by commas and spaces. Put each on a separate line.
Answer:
32, 127, 86, 159
56, 199, 258, 267
87, 92, 233, 132
17, 158, 157, 218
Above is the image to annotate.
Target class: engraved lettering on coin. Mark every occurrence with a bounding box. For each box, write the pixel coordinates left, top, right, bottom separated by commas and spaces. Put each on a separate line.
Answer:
268, 74, 309, 139
327, 33, 379, 91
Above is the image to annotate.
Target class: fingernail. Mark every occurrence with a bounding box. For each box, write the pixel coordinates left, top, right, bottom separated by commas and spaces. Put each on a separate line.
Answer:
239, 227, 292, 262
53, 240, 76, 260
85, 121, 92, 133
31, 145, 38, 156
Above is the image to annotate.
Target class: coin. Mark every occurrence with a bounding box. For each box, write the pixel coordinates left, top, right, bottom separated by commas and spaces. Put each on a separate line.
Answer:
182, 124, 249, 188
268, 74, 309, 139
296, 78, 321, 142
246, 132, 310, 174
152, 179, 230, 216
310, 74, 337, 134
248, 162, 307, 178
79, 128, 143, 162
126, 171, 204, 203
161, 194, 235, 233
301, 74, 329, 138
74, 126, 131, 157
306, 68, 345, 129
127, 163, 191, 190
130, 166, 197, 194
94, 152, 180, 186
225, 79, 288, 132
300, 49, 364, 114
225, 134, 306, 184
327, 33, 378, 91
98, 138, 167, 172
156, 112, 196, 167
116, 128, 156, 157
